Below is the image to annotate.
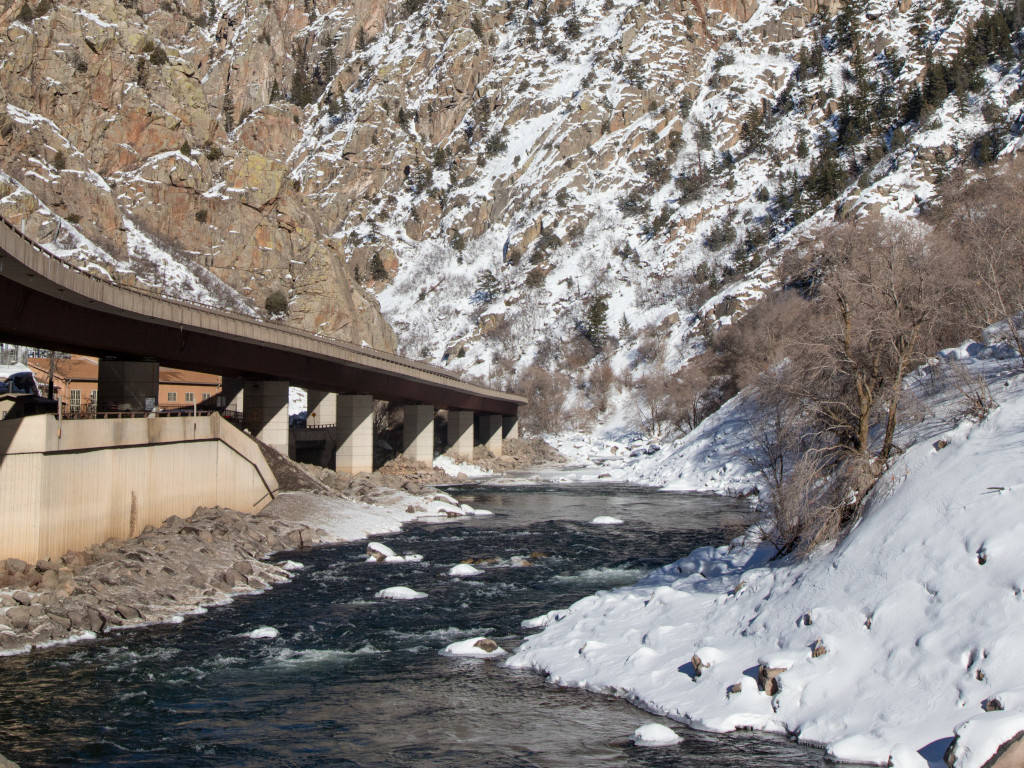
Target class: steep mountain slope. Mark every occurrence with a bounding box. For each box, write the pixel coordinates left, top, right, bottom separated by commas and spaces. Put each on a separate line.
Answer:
0, 0, 1020, 389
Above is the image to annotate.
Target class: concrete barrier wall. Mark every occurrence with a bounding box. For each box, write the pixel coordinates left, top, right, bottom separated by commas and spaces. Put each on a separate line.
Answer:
0, 413, 278, 563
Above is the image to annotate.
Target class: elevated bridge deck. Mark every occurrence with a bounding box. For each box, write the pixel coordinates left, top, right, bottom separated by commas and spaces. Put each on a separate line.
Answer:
0, 216, 525, 415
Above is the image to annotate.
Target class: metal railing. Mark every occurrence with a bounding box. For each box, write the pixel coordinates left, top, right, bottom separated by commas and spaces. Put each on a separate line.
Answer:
61, 407, 221, 420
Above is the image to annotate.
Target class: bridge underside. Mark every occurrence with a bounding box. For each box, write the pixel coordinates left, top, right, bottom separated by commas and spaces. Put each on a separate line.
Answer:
0, 274, 517, 416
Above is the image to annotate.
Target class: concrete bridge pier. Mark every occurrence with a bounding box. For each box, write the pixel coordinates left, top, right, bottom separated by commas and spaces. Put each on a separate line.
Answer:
447, 410, 474, 461
403, 404, 435, 466
478, 413, 503, 457
242, 380, 290, 457
336, 394, 374, 475
97, 358, 159, 412
219, 377, 245, 413
306, 389, 337, 426
502, 415, 519, 442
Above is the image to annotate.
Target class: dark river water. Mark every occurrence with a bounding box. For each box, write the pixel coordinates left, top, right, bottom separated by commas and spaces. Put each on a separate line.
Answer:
0, 484, 830, 767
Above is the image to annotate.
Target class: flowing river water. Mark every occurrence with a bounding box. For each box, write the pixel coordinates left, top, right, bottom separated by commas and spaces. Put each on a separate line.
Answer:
0, 484, 829, 767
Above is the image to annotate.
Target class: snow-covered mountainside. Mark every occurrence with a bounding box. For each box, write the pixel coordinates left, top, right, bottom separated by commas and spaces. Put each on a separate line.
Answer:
376, 0, 1024, 419
508, 338, 1024, 766
2, 0, 1021, 374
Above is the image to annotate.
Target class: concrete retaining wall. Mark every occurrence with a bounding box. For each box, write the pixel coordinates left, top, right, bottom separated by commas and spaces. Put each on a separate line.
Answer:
0, 413, 278, 563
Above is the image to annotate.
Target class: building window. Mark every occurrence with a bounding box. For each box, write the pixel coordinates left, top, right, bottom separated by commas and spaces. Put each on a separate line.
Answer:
69, 389, 81, 409
185, 392, 195, 403
167, 392, 177, 402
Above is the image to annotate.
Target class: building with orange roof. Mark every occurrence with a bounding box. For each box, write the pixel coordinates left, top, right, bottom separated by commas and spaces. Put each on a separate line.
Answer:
27, 355, 222, 415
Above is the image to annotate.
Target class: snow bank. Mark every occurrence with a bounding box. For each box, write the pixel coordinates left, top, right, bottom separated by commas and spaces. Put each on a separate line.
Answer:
544, 387, 765, 494
947, 712, 1024, 768
510, 348, 1024, 765
433, 455, 492, 478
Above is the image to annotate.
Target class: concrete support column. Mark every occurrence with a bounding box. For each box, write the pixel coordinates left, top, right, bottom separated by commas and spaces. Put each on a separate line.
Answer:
447, 410, 474, 462
478, 413, 503, 457
336, 395, 374, 474
242, 380, 290, 456
219, 377, 244, 414
502, 414, 520, 442
306, 389, 337, 426
97, 359, 159, 413
403, 404, 435, 466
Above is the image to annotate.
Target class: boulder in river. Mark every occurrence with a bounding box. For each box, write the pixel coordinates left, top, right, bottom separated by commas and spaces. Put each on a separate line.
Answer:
632, 723, 681, 747
443, 636, 508, 658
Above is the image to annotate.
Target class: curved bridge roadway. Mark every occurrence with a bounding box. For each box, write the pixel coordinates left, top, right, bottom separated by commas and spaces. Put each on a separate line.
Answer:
0, 216, 524, 415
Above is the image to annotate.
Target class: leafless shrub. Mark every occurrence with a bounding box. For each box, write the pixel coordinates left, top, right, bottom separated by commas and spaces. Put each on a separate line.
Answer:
944, 359, 996, 422
586, 360, 617, 413
932, 157, 1024, 367
517, 365, 571, 434
561, 336, 597, 371
634, 361, 711, 436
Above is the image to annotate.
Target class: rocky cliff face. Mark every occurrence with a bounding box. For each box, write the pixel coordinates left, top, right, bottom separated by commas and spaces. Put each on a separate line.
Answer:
0, 0, 1020, 387
0, 0, 396, 346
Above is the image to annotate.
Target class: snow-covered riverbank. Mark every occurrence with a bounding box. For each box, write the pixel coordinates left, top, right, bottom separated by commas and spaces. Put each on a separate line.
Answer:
510, 339, 1024, 767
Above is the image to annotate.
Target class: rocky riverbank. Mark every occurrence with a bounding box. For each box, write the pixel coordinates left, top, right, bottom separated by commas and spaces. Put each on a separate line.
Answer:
0, 451, 517, 657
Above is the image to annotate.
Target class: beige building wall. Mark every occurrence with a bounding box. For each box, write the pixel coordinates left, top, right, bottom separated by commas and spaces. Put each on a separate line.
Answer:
0, 413, 278, 563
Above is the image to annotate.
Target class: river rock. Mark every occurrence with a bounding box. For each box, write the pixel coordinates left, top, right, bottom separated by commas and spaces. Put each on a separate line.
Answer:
366, 542, 397, 562
5, 606, 30, 629
758, 664, 786, 695
692, 646, 724, 677
632, 723, 681, 747
0, 750, 20, 766
945, 715, 1024, 767
11, 591, 31, 606
443, 636, 507, 658
116, 604, 142, 621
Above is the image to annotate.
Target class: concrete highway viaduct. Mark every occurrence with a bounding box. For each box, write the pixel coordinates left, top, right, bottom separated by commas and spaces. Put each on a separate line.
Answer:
0, 217, 525, 561
0, 216, 525, 470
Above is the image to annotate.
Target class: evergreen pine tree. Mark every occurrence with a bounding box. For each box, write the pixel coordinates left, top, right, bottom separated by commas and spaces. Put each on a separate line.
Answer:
910, 2, 930, 53
369, 253, 388, 280
290, 43, 313, 106
583, 294, 609, 348
923, 59, 948, 107
833, 0, 866, 50
222, 88, 235, 132
564, 11, 581, 40
321, 46, 337, 83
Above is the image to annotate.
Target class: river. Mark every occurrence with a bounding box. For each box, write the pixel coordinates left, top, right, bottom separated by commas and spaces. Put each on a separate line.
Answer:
0, 483, 829, 767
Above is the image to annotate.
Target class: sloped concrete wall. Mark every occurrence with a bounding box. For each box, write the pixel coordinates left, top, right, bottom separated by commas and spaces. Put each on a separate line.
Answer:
0, 413, 278, 563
